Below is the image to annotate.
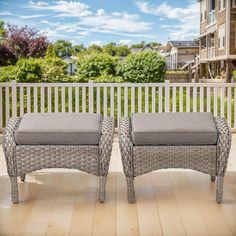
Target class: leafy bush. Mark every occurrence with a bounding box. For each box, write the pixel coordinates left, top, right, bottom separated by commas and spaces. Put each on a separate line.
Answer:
76, 53, 118, 81
94, 74, 124, 83
40, 57, 69, 82
233, 70, 236, 82
14, 58, 42, 82
0, 57, 68, 82
0, 65, 16, 81
117, 51, 166, 83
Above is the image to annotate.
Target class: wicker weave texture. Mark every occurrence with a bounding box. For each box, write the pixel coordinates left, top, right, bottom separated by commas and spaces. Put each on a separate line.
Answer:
16, 145, 100, 176
3, 116, 114, 203
133, 146, 217, 177
119, 116, 231, 204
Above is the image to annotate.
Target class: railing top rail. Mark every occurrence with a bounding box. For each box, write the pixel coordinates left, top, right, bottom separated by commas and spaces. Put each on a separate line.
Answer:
0, 81, 236, 88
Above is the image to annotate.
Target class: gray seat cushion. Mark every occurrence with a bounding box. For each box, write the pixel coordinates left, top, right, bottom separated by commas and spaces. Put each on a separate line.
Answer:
15, 113, 102, 145
131, 113, 218, 145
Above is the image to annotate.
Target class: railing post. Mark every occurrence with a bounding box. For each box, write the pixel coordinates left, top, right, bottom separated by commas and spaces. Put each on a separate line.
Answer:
88, 80, 94, 113
11, 80, 17, 117
165, 80, 170, 112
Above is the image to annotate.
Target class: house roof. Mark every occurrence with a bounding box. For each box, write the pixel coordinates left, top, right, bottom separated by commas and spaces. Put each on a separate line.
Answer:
165, 40, 199, 52
131, 43, 154, 53
168, 41, 199, 48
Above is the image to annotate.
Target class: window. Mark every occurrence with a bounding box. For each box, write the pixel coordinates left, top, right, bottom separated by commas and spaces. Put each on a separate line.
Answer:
219, 0, 226, 11
200, 2, 207, 22
218, 24, 226, 49
233, 0, 236, 7
209, 0, 216, 11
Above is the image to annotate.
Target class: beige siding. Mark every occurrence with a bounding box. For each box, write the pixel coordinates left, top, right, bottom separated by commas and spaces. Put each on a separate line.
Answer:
230, 9, 236, 55
201, 21, 207, 34
218, 9, 226, 24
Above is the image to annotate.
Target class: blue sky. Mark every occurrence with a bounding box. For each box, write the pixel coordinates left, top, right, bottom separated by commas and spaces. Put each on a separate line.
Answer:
0, 0, 200, 46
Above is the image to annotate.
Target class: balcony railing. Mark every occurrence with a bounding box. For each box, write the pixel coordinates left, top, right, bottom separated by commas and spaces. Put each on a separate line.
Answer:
200, 49, 207, 60
0, 80, 236, 129
200, 47, 215, 60
208, 46, 216, 58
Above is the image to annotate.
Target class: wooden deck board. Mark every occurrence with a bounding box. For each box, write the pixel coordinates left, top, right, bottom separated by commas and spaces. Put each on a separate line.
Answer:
0, 134, 235, 235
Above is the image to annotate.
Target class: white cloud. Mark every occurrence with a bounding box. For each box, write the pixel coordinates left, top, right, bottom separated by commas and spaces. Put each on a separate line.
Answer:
96, 9, 105, 16
135, 1, 200, 40
40, 19, 49, 24
0, 10, 13, 16
18, 14, 50, 19
29, 1, 48, 7
29, 0, 92, 17
118, 39, 132, 45
27, 1, 153, 36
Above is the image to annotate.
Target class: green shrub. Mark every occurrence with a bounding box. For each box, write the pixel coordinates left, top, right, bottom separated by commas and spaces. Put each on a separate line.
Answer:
40, 57, 69, 82
76, 53, 118, 81
117, 51, 166, 83
94, 74, 124, 83
14, 58, 42, 82
0, 56, 69, 82
0, 58, 42, 82
0, 65, 16, 81
233, 70, 236, 82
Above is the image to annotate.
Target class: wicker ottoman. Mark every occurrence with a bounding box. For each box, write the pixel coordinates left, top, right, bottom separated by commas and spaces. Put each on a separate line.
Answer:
3, 113, 114, 203
119, 113, 231, 204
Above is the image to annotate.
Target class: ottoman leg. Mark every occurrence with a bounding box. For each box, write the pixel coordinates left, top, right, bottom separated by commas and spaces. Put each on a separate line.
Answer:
20, 174, 26, 182
99, 176, 107, 203
210, 176, 216, 182
216, 176, 224, 204
126, 177, 135, 204
10, 177, 19, 204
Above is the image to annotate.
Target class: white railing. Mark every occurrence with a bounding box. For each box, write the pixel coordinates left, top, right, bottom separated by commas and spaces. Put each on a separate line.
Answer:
0, 80, 236, 130
200, 49, 207, 60
208, 47, 216, 59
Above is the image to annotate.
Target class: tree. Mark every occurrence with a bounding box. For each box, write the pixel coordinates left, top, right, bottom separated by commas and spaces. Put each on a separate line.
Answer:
14, 58, 42, 82
103, 43, 117, 56
130, 41, 146, 49
0, 20, 6, 38
86, 44, 103, 54
53, 40, 73, 58
149, 42, 162, 48
117, 51, 166, 83
76, 53, 118, 81
5, 24, 49, 59
116, 45, 131, 57
45, 44, 57, 58
41, 57, 68, 82
73, 44, 85, 54
0, 42, 17, 66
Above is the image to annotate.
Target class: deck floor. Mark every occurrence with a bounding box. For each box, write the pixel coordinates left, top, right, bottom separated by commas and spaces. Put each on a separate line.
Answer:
0, 135, 235, 236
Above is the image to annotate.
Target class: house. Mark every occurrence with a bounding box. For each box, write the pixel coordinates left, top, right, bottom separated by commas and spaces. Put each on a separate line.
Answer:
62, 56, 78, 75
198, 0, 236, 81
165, 41, 199, 69
155, 46, 171, 69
